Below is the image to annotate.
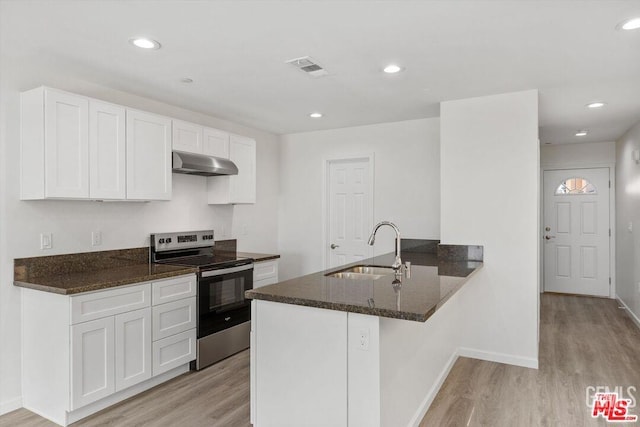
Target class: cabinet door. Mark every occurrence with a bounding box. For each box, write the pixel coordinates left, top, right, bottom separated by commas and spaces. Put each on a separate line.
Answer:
203, 127, 230, 158
44, 89, 89, 198
229, 135, 256, 203
71, 317, 115, 409
126, 110, 172, 200
115, 308, 152, 392
172, 120, 203, 154
89, 101, 126, 199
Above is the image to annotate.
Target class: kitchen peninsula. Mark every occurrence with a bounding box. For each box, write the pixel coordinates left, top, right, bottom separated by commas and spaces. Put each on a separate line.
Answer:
246, 242, 482, 427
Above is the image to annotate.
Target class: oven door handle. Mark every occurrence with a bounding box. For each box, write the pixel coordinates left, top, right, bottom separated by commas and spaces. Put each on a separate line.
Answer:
201, 264, 254, 278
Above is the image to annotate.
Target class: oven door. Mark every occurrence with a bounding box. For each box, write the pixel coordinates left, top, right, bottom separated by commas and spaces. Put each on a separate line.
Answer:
198, 263, 253, 338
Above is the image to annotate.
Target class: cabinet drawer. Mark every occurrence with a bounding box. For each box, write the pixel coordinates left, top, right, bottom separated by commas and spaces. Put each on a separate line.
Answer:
254, 260, 278, 282
152, 275, 196, 306
71, 283, 151, 324
152, 297, 197, 341
152, 328, 196, 376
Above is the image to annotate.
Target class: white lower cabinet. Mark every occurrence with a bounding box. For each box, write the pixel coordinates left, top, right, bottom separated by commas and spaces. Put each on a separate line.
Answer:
71, 317, 115, 409
153, 329, 197, 376
71, 307, 152, 409
152, 298, 197, 341
21, 274, 196, 426
253, 259, 279, 288
114, 308, 152, 392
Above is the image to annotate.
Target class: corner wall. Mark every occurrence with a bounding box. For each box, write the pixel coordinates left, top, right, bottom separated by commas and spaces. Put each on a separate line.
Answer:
440, 90, 540, 367
615, 120, 640, 324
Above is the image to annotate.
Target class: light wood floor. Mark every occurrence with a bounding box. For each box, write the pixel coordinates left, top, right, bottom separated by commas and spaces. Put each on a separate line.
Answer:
421, 294, 640, 426
0, 349, 251, 427
3, 294, 640, 426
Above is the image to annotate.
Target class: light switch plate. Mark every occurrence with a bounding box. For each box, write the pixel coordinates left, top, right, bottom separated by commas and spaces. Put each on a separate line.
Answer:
40, 233, 52, 250
91, 231, 102, 246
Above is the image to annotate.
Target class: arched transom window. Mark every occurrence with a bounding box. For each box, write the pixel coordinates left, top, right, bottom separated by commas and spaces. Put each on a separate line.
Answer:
555, 177, 597, 195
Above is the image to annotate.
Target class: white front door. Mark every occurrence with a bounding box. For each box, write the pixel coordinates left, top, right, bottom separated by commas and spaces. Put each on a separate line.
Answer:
326, 158, 373, 269
543, 168, 610, 296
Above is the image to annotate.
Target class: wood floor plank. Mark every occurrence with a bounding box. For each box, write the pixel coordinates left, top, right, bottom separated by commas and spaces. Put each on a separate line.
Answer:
3, 294, 640, 426
421, 294, 640, 426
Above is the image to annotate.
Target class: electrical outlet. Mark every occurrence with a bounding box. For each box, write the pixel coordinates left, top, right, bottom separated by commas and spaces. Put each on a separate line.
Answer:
91, 231, 102, 246
242, 224, 248, 236
358, 328, 370, 351
40, 233, 52, 250
629, 222, 633, 233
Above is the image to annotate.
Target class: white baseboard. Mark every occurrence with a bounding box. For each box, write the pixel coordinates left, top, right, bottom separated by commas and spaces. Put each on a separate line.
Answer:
458, 347, 538, 369
0, 396, 23, 416
617, 296, 640, 330
408, 350, 460, 427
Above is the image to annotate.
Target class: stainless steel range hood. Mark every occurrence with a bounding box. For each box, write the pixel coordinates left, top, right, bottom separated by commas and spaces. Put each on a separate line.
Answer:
172, 152, 238, 176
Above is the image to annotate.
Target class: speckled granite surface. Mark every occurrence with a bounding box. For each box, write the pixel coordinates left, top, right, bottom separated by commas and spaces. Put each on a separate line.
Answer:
246, 244, 482, 322
14, 248, 196, 295
238, 252, 280, 262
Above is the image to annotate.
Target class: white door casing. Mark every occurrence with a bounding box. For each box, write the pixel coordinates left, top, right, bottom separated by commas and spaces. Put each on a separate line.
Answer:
326, 157, 374, 269
543, 168, 610, 296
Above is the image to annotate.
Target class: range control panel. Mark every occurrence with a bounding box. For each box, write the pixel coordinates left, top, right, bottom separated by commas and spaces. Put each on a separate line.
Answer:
151, 230, 215, 252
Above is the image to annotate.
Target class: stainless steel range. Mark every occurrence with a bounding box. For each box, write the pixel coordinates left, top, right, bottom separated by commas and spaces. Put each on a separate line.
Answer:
150, 230, 253, 370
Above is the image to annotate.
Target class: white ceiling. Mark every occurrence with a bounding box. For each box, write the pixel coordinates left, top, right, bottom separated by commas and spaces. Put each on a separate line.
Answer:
1, 0, 640, 144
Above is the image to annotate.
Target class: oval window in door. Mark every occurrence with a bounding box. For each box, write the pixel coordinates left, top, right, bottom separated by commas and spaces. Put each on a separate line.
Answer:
554, 177, 597, 195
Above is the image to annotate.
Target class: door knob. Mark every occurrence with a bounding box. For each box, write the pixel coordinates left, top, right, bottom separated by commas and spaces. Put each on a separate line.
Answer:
330, 244, 340, 249
545, 235, 556, 240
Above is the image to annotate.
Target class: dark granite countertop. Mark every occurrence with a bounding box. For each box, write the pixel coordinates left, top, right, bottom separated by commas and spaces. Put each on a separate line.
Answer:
237, 252, 280, 263
14, 247, 197, 295
246, 246, 482, 322
14, 263, 197, 295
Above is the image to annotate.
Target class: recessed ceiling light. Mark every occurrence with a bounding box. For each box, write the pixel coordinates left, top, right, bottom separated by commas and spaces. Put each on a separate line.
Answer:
129, 37, 161, 50
383, 64, 402, 74
586, 101, 606, 109
575, 130, 588, 137
618, 17, 640, 30
309, 112, 323, 118
180, 78, 193, 84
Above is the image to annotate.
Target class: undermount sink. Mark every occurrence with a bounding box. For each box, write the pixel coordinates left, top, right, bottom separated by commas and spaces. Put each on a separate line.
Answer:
326, 265, 396, 280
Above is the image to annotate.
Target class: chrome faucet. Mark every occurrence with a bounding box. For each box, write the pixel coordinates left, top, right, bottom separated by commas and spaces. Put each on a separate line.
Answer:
367, 221, 402, 270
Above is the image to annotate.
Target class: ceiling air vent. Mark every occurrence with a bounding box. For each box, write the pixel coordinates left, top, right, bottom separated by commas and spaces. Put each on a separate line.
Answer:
285, 56, 328, 78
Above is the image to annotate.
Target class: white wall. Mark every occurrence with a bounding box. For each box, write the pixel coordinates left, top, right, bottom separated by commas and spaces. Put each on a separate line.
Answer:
440, 90, 539, 368
278, 118, 440, 280
0, 58, 280, 413
615, 120, 640, 324
541, 141, 616, 167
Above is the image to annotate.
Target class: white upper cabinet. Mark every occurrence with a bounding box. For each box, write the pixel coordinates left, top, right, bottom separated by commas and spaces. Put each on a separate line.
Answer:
172, 119, 230, 159
21, 87, 90, 199
126, 109, 172, 201
203, 127, 230, 158
207, 134, 256, 204
89, 101, 126, 199
172, 119, 203, 154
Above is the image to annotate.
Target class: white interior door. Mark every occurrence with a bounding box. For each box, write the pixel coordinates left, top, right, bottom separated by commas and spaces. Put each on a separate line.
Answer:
543, 168, 610, 296
327, 158, 373, 269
